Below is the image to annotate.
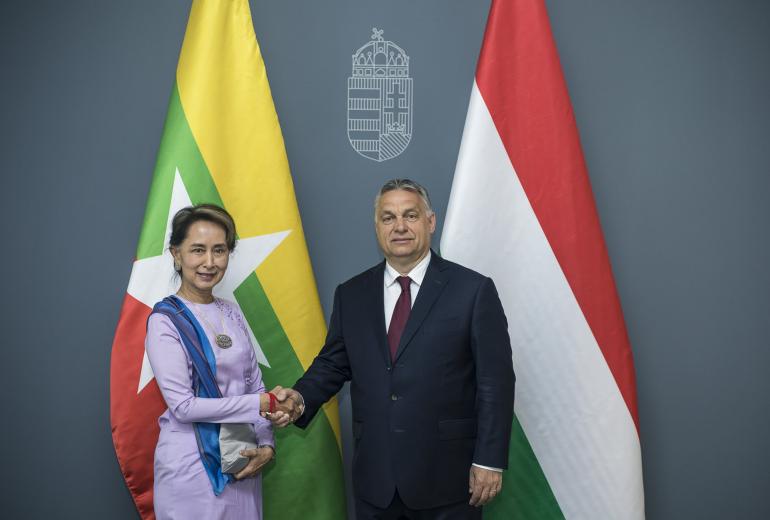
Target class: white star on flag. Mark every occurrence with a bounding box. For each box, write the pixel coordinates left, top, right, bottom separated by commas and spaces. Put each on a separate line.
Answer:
127, 169, 290, 393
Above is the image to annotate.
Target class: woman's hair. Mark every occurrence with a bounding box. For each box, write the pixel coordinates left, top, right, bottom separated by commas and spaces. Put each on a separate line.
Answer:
169, 204, 237, 252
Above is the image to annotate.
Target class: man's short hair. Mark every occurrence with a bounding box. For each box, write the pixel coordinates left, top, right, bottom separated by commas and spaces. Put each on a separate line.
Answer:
374, 179, 434, 219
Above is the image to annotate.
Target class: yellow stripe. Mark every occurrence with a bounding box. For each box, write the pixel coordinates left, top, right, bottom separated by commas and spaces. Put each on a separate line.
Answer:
176, 0, 341, 441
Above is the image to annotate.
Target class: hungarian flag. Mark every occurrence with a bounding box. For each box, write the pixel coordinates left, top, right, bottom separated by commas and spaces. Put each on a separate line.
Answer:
441, 1, 645, 518
109, 1, 347, 518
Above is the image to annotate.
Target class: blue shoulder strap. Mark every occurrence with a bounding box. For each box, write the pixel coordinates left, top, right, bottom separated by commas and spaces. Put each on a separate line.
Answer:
150, 295, 233, 494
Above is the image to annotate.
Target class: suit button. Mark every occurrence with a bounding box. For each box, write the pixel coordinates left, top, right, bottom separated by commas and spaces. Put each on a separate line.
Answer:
386, 366, 391, 372
391, 394, 398, 401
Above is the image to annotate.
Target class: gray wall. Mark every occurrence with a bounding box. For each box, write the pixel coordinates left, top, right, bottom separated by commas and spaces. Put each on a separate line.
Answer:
1, 1, 768, 518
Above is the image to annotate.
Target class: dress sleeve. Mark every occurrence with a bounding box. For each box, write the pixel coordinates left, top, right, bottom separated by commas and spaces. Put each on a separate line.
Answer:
237, 310, 275, 448
146, 313, 263, 424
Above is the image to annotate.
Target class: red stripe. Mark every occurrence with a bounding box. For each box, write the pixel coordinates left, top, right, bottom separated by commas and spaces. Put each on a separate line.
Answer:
475, 0, 640, 429
110, 293, 165, 519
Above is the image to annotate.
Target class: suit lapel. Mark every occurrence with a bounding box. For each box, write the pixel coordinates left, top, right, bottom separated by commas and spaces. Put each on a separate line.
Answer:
365, 262, 391, 366
394, 253, 449, 362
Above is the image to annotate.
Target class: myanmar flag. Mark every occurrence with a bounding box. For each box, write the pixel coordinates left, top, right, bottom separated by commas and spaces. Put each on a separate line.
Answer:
441, 1, 645, 518
109, 1, 346, 518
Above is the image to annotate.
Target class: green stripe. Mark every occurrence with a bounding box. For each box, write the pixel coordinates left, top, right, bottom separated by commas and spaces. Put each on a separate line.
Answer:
485, 415, 564, 519
139, 82, 347, 518
136, 83, 223, 259
236, 277, 347, 518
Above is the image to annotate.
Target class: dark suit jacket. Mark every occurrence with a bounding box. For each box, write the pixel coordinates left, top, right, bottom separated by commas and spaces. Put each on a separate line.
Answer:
294, 252, 515, 509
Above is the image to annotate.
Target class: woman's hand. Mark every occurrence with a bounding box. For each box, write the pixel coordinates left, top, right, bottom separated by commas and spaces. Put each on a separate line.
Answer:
261, 386, 305, 427
233, 446, 274, 480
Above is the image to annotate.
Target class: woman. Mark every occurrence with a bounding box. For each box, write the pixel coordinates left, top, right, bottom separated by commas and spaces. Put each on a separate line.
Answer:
146, 204, 277, 519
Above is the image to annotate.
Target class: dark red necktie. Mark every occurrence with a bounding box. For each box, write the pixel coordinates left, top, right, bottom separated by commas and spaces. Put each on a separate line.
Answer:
387, 276, 412, 361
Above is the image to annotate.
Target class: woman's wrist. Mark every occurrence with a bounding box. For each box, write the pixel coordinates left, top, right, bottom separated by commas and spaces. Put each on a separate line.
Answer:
259, 393, 269, 412
258, 444, 276, 460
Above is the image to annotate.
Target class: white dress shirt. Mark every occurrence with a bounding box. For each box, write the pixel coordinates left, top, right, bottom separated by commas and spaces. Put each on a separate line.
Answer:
382, 251, 501, 473
384, 251, 432, 331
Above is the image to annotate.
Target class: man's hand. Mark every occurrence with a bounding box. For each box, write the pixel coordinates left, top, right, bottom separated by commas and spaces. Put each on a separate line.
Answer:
233, 446, 274, 480
262, 385, 305, 427
469, 466, 503, 507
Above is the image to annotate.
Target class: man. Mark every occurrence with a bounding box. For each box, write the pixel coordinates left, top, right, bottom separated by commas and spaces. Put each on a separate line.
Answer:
271, 179, 514, 519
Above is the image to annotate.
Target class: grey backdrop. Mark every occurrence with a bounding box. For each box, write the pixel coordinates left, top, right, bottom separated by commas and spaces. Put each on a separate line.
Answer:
1, 0, 768, 518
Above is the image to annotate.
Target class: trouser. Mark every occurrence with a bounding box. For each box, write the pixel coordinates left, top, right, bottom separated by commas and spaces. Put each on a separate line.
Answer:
355, 490, 482, 520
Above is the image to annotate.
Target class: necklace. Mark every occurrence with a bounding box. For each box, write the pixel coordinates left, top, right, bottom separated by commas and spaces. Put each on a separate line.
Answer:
191, 299, 233, 349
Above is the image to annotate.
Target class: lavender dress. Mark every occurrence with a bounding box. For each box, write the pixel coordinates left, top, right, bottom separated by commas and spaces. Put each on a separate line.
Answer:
146, 297, 273, 520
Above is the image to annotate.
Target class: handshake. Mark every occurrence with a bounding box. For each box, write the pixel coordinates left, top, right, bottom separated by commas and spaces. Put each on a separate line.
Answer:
261, 386, 304, 428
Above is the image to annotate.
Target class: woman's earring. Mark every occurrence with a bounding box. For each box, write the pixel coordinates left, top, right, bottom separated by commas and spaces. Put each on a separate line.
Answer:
174, 261, 181, 272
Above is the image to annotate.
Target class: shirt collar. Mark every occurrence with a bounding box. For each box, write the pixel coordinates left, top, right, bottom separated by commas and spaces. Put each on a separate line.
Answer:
384, 250, 432, 288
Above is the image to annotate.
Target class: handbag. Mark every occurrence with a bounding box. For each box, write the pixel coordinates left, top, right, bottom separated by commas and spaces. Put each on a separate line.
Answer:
219, 423, 258, 474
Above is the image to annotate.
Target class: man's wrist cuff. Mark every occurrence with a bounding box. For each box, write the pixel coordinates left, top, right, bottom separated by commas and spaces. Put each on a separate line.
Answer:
472, 463, 503, 472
